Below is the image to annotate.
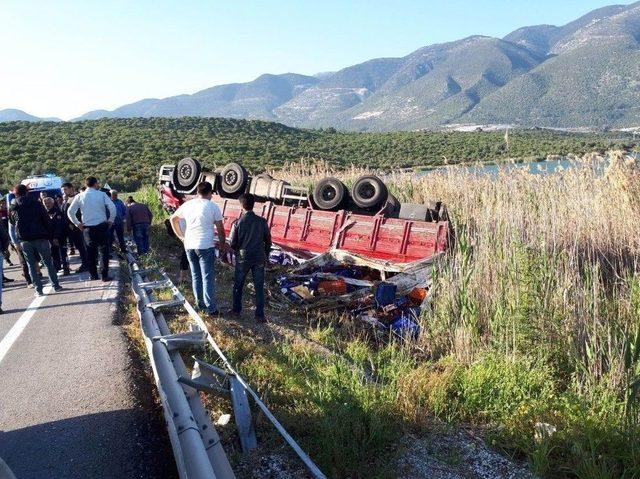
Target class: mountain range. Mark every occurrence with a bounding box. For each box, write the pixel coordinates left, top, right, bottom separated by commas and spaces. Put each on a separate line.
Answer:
0, 109, 60, 123
8, 2, 640, 131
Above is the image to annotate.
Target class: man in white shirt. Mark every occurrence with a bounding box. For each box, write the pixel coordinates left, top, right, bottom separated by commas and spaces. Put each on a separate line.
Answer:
170, 181, 226, 316
67, 176, 117, 281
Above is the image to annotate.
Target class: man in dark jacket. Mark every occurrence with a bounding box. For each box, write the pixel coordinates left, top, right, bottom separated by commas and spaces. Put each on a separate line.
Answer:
61, 182, 88, 273
43, 197, 70, 276
126, 198, 153, 255
9, 184, 62, 296
0, 197, 14, 267
228, 193, 272, 323
0, 220, 10, 314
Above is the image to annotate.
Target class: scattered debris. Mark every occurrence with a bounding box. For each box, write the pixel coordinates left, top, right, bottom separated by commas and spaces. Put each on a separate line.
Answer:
268, 248, 304, 267
271, 249, 440, 341
216, 414, 232, 427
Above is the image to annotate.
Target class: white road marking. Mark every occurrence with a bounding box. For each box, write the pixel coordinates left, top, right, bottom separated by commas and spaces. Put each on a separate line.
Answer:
0, 286, 52, 364
0, 258, 120, 364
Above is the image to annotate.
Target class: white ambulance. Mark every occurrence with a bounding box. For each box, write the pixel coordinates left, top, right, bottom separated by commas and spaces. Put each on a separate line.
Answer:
20, 173, 64, 198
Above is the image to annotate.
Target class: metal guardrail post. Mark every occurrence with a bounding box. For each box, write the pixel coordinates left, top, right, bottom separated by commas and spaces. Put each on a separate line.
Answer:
127, 252, 327, 479
150, 338, 218, 479
129, 257, 233, 479
153, 311, 234, 479
163, 272, 328, 479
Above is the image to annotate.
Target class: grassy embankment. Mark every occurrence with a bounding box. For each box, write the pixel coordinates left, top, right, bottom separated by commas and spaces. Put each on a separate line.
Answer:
128, 153, 640, 478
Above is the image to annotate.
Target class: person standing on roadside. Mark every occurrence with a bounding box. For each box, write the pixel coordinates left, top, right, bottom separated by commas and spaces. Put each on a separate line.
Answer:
0, 197, 8, 231
7, 211, 31, 287
9, 184, 63, 296
61, 183, 88, 273
126, 198, 153, 255
0, 197, 14, 268
169, 182, 226, 316
227, 194, 271, 323
0, 219, 10, 313
109, 190, 128, 253
1, 196, 16, 285
67, 177, 116, 282
43, 197, 71, 276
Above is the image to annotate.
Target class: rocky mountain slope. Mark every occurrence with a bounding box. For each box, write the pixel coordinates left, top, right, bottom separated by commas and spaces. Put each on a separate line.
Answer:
7, 2, 640, 130
466, 3, 640, 128
79, 73, 319, 121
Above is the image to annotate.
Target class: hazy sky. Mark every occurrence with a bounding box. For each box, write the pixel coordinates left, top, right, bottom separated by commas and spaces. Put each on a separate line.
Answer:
1, 0, 634, 120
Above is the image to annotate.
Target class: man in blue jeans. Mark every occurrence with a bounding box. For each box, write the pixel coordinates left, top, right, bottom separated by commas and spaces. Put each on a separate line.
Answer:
227, 194, 272, 323
169, 182, 226, 316
9, 184, 63, 297
109, 190, 128, 253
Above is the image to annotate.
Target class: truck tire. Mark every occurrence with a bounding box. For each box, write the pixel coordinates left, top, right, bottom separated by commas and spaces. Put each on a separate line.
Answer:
220, 162, 248, 196
313, 177, 348, 210
351, 175, 388, 210
173, 157, 202, 192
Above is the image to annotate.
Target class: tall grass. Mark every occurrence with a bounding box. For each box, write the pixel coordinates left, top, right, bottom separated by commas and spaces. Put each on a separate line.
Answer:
139, 154, 640, 476
131, 185, 168, 221
274, 152, 640, 476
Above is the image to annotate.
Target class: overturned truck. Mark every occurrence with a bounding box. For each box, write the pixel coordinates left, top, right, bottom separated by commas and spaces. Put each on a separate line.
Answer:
158, 158, 449, 264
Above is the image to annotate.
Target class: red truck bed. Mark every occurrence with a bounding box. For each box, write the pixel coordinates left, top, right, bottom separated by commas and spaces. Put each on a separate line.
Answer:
160, 186, 449, 264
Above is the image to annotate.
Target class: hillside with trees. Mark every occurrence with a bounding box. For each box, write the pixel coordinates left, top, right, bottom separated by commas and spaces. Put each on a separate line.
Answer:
0, 117, 635, 190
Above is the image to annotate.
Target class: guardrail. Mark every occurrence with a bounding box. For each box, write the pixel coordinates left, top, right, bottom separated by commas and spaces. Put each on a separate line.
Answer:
126, 252, 327, 479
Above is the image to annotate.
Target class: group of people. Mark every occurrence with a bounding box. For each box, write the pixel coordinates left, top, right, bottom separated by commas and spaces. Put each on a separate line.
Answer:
0, 176, 153, 314
1, 176, 271, 323
170, 181, 272, 323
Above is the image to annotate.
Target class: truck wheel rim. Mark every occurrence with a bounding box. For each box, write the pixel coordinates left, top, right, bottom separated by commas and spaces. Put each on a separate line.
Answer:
321, 186, 336, 201
225, 170, 238, 185
357, 183, 375, 199
179, 164, 192, 180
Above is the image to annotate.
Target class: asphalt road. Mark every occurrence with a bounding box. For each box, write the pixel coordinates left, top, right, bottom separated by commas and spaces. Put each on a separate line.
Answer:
0, 255, 176, 479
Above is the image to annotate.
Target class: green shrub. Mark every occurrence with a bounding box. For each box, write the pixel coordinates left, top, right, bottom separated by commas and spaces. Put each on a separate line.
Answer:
432, 353, 557, 423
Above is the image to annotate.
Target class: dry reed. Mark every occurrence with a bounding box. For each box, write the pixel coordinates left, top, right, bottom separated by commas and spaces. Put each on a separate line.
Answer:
274, 152, 640, 402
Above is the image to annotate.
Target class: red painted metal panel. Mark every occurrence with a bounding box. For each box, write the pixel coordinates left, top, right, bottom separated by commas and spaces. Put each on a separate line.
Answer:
303, 210, 341, 250
164, 190, 448, 264
269, 206, 309, 249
